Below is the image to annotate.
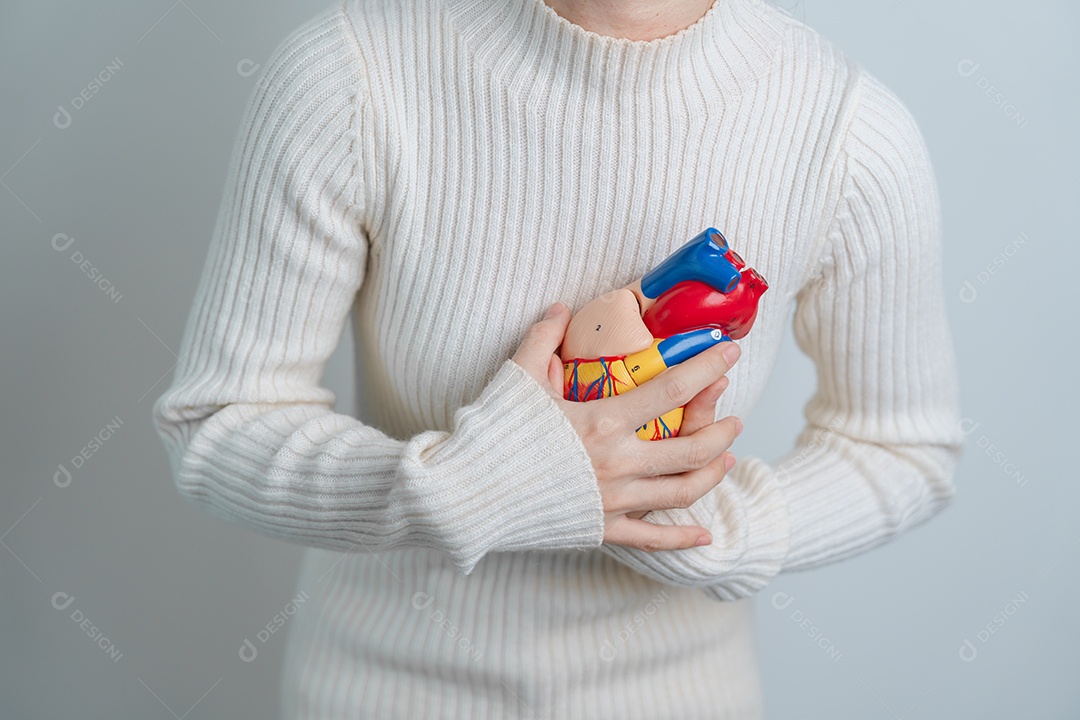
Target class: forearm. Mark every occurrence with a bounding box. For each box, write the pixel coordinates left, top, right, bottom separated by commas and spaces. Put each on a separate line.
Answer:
594, 418, 960, 601
151, 7, 606, 575
155, 358, 606, 574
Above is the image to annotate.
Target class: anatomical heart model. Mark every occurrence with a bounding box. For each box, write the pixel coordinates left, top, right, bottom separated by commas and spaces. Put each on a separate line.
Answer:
561, 227, 768, 441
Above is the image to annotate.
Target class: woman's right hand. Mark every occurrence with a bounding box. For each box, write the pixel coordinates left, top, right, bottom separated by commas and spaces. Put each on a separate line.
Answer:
511, 302, 743, 553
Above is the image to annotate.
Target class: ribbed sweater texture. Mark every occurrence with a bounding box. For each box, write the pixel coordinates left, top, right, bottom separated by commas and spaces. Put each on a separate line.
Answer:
151, 0, 964, 717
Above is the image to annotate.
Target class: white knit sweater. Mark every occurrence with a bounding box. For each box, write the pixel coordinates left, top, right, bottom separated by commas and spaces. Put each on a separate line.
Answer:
151, 0, 964, 716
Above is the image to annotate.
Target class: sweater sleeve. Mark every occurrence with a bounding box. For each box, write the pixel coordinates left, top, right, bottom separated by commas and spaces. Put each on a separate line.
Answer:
150, 5, 605, 575
597, 69, 964, 600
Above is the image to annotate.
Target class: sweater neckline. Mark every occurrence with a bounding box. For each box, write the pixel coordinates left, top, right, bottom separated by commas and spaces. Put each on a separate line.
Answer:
443, 0, 790, 100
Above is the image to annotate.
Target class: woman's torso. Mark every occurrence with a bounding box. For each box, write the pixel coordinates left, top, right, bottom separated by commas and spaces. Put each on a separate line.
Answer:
280, 547, 766, 719
277, 0, 852, 715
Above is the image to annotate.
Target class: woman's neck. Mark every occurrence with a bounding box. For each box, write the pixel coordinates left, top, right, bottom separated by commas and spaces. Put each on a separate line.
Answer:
541, 0, 717, 41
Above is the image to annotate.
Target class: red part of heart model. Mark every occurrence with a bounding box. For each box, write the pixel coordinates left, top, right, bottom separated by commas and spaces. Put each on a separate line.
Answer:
641, 266, 769, 340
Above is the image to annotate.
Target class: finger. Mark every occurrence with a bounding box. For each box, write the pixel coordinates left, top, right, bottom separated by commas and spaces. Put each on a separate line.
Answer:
678, 375, 729, 438
602, 340, 741, 435
511, 302, 570, 382
634, 414, 742, 478
604, 517, 712, 552
548, 352, 565, 396
625, 451, 736, 514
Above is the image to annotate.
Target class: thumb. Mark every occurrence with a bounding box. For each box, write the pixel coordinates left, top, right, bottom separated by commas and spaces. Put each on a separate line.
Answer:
511, 302, 571, 385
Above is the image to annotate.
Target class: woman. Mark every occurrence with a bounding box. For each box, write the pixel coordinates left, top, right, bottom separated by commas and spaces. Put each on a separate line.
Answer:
152, 0, 963, 717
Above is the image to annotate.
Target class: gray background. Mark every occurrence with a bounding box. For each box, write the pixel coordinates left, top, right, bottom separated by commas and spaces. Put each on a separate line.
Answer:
3, 0, 1076, 717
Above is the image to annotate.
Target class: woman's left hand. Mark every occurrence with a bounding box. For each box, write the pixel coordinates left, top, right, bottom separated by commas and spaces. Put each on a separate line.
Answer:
626, 372, 740, 520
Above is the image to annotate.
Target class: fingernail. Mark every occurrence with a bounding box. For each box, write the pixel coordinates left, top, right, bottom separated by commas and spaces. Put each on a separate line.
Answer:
735, 418, 744, 436
724, 453, 736, 471
722, 342, 741, 364
695, 533, 712, 546
544, 303, 561, 319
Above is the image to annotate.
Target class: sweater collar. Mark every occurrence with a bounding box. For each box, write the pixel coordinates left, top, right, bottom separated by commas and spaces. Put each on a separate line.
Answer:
443, 0, 790, 100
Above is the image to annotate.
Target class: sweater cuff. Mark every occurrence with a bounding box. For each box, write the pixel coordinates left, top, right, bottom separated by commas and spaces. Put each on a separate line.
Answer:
700, 456, 791, 601
421, 358, 606, 573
